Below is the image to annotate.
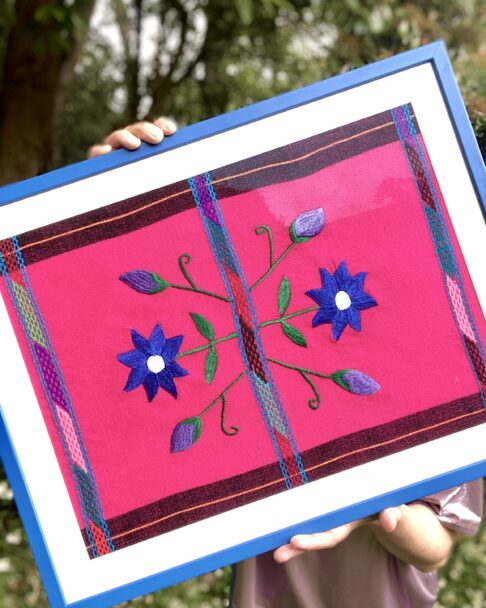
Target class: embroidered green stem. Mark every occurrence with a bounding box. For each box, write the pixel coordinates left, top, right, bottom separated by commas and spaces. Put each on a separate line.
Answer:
268, 358, 328, 410
260, 305, 320, 327
267, 357, 332, 380
176, 331, 238, 358
176, 306, 319, 360
299, 372, 321, 409
178, 253, 197, 289
169, 282, 229, 302
172, 253, 229, 301
255, 225, 274, 267
220, 394, 239, 435
250, 242, 297, 290
198, 372, 246, 417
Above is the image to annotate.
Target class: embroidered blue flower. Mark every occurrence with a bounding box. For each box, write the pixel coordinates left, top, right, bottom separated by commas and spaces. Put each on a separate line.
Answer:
117, 324, 188, 401
306, 261, 377, 341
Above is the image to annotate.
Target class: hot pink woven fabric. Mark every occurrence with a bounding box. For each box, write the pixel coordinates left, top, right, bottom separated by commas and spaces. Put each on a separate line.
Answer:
1, 107, 484, 555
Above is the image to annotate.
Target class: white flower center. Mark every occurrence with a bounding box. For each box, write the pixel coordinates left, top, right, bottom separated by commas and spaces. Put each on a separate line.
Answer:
335, 290, 352, 311
147, 355, 165, 373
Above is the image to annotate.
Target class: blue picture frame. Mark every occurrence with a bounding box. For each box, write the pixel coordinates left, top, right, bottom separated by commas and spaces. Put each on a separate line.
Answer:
0, 40, 485, 608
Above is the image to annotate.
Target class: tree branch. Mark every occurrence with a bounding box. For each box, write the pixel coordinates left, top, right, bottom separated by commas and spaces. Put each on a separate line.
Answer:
146, 0, 205, 117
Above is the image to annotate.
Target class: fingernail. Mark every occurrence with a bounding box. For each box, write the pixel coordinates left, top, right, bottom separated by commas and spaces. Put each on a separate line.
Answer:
150, 128, 163, 140
389, 508, 400, 527
292, 536, 307, 548
163, 120, 177, 133
127, 134, 140, 146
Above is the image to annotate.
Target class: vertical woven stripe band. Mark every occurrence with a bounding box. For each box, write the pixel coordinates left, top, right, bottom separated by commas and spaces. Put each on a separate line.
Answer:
0, 237, 114, 557
189, 172, 308, 489
392, 105, 486, 406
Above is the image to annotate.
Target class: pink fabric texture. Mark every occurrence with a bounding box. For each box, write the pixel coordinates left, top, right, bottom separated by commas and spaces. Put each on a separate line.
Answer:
1, 115, 484, 540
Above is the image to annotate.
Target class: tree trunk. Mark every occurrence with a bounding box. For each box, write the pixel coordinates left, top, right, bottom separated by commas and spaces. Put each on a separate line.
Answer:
0, 0, 96, 186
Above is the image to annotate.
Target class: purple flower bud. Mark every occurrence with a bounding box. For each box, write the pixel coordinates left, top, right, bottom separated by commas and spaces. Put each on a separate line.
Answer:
331, 369, 380, 395
170, 417, 202, 452
290, 208, 325, 242
120, 270, 170, 294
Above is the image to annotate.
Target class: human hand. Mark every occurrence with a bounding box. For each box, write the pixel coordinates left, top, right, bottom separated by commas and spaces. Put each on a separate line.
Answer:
274, 502, 455, 572
87, 117, 177, 159
273, 506, 403, 563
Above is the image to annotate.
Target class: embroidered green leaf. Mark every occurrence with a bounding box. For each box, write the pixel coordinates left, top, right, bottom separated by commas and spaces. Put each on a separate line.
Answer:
151, 273, 171, 293
190, 312, 215, 340
281, 322, 307, 347
278, 276, 291, 315
205, 347, 218, 384
330, 369, 350, 391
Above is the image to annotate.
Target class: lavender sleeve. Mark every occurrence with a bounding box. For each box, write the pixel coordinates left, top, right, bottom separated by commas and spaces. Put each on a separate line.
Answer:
414, 479, 483, 535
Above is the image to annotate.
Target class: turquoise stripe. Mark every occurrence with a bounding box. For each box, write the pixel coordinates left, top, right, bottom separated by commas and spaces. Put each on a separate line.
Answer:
392, 106, 486, 408
206, 218, 239, 273
423, 207, 456, 277
189, 173, 308, 487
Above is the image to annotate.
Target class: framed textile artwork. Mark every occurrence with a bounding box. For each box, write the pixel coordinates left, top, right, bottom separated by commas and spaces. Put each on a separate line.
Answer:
0, 41, 485, 608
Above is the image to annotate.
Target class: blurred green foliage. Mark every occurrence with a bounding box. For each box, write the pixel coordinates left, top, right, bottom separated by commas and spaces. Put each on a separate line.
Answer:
1, 0, 484, 174
57, 0, 486, 166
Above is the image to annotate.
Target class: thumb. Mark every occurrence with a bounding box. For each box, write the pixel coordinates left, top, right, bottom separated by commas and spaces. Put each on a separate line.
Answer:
379, 506, 403, 533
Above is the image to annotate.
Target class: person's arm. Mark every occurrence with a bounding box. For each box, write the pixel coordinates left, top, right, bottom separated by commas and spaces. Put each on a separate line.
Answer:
87, 117, 177, 158
274, 503, 456, 572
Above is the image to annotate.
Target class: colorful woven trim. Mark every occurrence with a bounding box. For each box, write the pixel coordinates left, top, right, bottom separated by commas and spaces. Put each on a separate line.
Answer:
81, 392, 485, 550
189, 172, 308, 489
392, 105, 486, 407
12, 109, 415, 268
0, 237, 114, 557
2, 104, 485, 559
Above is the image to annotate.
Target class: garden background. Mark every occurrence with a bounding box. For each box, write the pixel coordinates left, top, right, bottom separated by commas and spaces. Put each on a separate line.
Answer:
0, 0, 485, 606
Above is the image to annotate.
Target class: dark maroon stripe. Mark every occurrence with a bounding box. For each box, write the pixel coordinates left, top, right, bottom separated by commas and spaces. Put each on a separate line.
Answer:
464, 335, 486, 386
18, 179, 195, 267
404, 142, 436, 210
0, 239, 19, 276
239, 317, 267, 382
14, 107, 418, 269
212, 110, 416, 201
302, 394, 484, 479
81, 392, 484, 554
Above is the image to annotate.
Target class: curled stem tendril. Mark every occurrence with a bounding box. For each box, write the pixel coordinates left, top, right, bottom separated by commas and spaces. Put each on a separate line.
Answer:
178, 253, 197, 289
255, 224, 274, 267
198, 371, 246, 417
174, 253, 229, 301
220, 394, 239, 436
299, 372, 321, 409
